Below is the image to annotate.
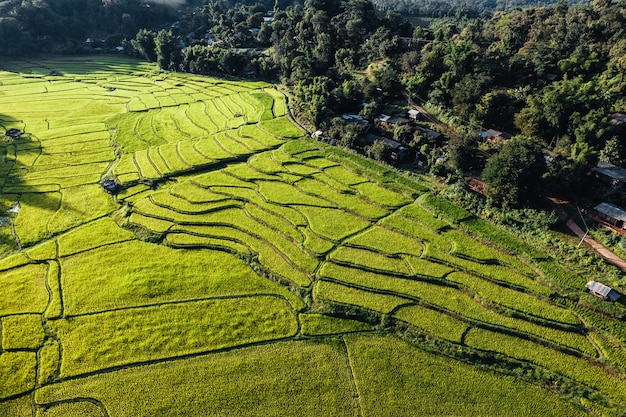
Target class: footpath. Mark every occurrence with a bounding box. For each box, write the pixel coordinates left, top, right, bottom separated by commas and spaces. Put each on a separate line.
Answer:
548, 197, 626, 271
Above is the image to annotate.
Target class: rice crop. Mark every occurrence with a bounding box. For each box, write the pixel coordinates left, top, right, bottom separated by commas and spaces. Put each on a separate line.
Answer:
315, 280, 410, 314
51, 296, 298, 376
300, 313, 374, 335
393, 304, 468, 342
0, 263, 49, 315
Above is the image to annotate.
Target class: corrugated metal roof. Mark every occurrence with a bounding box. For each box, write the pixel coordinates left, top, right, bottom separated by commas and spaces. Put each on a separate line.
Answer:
594, 161, 626, 182
594, 202, 626, 222
586, 281, 621, 301
586, 281, 611, 296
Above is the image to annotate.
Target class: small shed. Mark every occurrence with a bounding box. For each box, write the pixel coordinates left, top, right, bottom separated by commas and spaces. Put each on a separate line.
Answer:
593, 202, 626, 229
586, 280, 620, 301
5, 128, 22, 140
407, 109, 420, 120
100, 179, 118, 194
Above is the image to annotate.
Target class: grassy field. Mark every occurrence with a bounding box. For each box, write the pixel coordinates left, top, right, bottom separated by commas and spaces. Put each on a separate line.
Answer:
1, 57, 626, 416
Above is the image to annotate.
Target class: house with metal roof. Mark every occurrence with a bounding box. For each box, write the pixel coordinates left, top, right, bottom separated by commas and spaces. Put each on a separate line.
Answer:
593, 202, 626, 229
586, 280, 620, 301
593, 161, 626, 189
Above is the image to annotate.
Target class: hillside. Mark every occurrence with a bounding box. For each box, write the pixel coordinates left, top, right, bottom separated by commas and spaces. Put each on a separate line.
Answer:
1, 57, 626, 416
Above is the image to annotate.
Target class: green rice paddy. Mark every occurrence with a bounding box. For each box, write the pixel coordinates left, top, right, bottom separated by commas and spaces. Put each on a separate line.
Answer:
1, 57, 626, 416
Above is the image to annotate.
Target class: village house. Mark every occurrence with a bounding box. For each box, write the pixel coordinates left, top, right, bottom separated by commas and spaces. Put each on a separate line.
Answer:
478, 128, 513, 144
363, 133, 409, 162
593, 202, 626, 230
610, 113, 626, 126
593, 161, 626, 189
586, 280, 621, 301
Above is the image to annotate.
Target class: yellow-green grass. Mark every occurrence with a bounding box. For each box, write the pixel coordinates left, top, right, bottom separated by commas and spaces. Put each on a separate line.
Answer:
146, 145, 171, 176
112, 153, 138, 177
127, 212, 174, 233
249, 91, 275, 120
447, 272, 580, 325
47, 184, 118, 235
164, 230, 251, 255
192, 169, 257, 189
460, 217, 547, 259
589, 332, 626, 370
404, 256, 454, 278
417, 192, 474, 223
204, 100, 229, 131
466, 328, 626, 405
264, 88, 286, 116
257, 181, 332, 207
346, 334, 589, 417
157, 142, 191, 173
176, 139, 214, 166
214, 131, 252, 155
38, 340, 60, 386
13, 192, 61, 245
397, 202, 452, 230
245, 202, 305, 244
0, 395, 31, 416
298, 206, 371, 242
0, 252, 29, 272
240, 125, 284, 147
381, 213, 451, 250
186, 101, 219, 133
312, 171, 354, 194
231, 130, 272, 152
0, 351, 36, 399
26, 239, 57, 261
315, 280, 410, 314
168, 181, 228, 203
301, 227, 336, 255
300, 313, 374, 336
51, 296, 297, 376
248, 152, 288, 174
38, 401, 102, 417
35, 339, 359, 417
0, 263, 49, 316
224, 162, 280, 182
344, 226, 423, 257
329, 247, 411, 275
445, 228, 536, 273
320, 263, 593, 354
35, 147, 114, 167
45, 261, 62, 320
305, 157, 340, 169
232, 92, 258, 120
170, 105, 210, 138
57, 217, 136, 257
424, 244, 552, 296
394, 304, 469, 342
1, 314, 45, 350
60, 240, 298, 315
296, 178, 389, 219
355, 182, 410, 208
167, 226, 311, 287
194, 136, 236, 159
258, 117, 303, 139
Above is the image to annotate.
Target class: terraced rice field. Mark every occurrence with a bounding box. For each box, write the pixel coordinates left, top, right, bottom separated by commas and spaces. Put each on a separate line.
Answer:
1, 57, 626, 416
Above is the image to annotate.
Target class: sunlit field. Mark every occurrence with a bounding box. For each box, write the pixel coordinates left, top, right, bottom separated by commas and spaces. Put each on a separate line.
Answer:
1, 57, 626, 416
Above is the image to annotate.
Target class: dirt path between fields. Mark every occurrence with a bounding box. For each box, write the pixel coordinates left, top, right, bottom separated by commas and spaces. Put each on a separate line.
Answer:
548, 197, 626, 271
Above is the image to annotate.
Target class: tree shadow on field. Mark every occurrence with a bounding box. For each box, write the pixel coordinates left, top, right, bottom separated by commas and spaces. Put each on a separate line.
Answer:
0, 115, 63, 212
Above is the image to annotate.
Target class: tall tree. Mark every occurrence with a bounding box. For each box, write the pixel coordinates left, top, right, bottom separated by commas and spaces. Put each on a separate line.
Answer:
482, 138, 546, 207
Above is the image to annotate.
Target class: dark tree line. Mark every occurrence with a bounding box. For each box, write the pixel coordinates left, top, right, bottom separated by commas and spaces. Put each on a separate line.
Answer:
0, 0, 186, 55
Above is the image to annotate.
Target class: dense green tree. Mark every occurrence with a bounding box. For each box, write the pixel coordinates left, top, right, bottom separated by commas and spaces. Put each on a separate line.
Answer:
483, 138, 546, 207
131, 28, 157, 62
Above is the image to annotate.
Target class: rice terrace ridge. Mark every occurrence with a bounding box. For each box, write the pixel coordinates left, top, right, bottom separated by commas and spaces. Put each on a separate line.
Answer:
1, 57, 626, 416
